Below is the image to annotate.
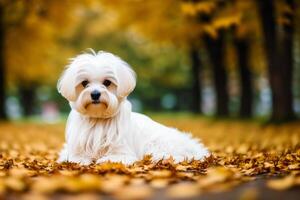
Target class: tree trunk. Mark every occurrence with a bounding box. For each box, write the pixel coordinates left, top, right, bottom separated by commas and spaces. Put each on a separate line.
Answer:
234, 37, 253, 118
190, 47, 202, 113
0, 4, 7, 120
205, 32, 229, 116
257, 0, 295, 122
279, 0, 295, 120
19, 85, 36, 116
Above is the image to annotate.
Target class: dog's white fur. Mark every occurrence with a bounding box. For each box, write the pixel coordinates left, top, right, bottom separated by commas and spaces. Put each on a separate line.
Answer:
57, 50, 209, 165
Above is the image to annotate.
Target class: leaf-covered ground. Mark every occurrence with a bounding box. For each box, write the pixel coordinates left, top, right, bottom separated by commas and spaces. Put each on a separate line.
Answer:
0, 117, 299, 199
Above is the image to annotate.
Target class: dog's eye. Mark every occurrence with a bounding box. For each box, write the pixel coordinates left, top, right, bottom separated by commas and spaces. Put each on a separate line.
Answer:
103, 80, 111, 87
81, 80, 89, 88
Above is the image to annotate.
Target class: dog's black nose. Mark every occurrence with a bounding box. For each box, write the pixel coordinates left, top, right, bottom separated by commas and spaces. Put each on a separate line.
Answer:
91, 90, 101, 100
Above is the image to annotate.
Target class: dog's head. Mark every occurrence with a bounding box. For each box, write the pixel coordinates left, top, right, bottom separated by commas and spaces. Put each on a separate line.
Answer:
57, 51, 136, 118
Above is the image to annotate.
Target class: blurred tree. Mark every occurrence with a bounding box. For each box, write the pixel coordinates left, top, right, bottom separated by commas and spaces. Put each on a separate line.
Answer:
204, 30, 229, 116
231, 0, 259, 118
190, 47, 202, 113
187, 0, 241, 116
19, 85, 37, 116
234, 35, 253, 117
1, 0, 92, 117
0, 3, 6, 119
257, 0, 296, 121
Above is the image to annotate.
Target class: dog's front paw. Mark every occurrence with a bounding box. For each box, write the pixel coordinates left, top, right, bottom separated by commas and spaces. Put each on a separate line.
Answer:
96, 155, 138, 166
57, 148, 69, 163
69, 156, 93, 165
57, 156, 68, 163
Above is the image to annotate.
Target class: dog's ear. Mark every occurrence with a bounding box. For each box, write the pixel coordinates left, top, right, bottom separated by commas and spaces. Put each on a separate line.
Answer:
57, 65, 77, 101
115, 63, 136, 98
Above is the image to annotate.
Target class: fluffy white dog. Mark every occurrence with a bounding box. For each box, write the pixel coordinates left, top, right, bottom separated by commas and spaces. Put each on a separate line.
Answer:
57, 50, 209, 165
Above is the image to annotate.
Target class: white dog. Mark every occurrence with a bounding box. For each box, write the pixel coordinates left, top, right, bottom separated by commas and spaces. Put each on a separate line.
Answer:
57, 50, 209, 165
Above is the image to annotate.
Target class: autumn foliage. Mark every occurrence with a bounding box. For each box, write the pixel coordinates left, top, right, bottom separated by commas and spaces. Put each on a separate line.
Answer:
0, 117, 299, 198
